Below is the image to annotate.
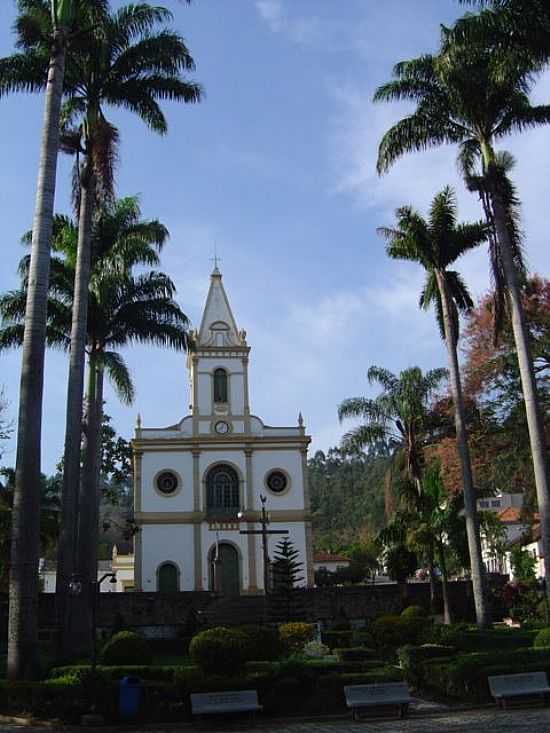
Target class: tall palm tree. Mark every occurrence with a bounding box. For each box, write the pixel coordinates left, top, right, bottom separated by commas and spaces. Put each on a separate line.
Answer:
53, 2, 201, 653
0, 197, 185, 653
374, 35, 550, 595
339, 366, 447, 495
378, 187, 490, 626
339, 365, 447, 602
455, 1, 550, 69
0, 0, 110, 680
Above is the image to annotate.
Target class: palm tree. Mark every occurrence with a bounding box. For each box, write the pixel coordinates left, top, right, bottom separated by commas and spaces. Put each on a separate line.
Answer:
0, 197, 189, 653
454, 1, 550, 69
406, 462, 466, 624
374, 35, 550, 596
0, 0, 111, 680
378, 187, 490, 626
338, 366, 447, 604
53, 1, 201, 653
339, 366, 447, 493
0, 468, 61, 593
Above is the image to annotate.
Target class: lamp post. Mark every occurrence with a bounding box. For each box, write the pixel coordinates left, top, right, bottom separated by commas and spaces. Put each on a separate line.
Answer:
239, 495, 288, 594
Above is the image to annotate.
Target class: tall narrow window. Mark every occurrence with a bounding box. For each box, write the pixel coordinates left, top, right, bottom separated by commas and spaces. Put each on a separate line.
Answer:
206, 464, 240, 517
214, 368, 228, 403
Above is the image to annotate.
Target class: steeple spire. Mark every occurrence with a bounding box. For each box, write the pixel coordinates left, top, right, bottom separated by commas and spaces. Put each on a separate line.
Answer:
198, 267, 241, 347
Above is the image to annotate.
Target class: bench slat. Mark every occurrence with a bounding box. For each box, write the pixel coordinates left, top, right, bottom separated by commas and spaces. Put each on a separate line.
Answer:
344, 682, 413, 707
488, 673, 550, 703
191, 690, 262, 716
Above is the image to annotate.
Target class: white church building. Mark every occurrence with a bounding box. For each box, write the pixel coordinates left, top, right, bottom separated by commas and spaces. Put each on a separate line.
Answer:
132, 266, 313, 594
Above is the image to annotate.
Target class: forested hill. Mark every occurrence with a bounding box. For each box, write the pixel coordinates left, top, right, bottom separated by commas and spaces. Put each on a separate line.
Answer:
308, 448, 389, 550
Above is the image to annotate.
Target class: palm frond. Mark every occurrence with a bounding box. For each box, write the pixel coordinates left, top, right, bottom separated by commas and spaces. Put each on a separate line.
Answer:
101, 351, 135, 405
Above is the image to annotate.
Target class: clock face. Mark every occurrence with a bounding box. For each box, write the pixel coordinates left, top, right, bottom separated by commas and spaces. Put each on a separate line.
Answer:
214, 420, 230, 434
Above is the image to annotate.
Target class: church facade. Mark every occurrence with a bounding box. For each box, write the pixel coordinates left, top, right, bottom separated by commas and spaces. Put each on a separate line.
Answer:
132, 267, 313, 594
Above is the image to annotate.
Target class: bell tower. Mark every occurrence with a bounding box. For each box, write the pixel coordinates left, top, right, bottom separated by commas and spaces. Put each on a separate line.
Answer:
188, 267, 251, 436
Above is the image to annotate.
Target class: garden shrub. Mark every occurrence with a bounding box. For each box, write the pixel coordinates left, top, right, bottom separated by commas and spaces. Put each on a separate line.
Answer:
397, 644, 455, 686
371, 614, 428, 651
401, 605, 426, 619
420, 648, 550, 700
100, 631, 152, 666
334, 646, 376, 663
189, 627, 251, 675
322, 630, 354, 649
50, 664, 176, 682
303, 640, 330, 658
237, 624, 281, 661
278, 622, 315, 654
534, 627, 550, 648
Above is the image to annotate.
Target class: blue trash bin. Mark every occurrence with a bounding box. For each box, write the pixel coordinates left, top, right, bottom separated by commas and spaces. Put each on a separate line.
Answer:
119, 676, 142, 719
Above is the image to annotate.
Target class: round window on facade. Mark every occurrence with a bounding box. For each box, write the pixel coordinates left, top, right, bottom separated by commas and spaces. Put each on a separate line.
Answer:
266, 470, 289, 494
156, 471, 179, 495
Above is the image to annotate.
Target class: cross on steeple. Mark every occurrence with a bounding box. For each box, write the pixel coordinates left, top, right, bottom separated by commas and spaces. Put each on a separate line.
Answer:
210, 243, 221, 272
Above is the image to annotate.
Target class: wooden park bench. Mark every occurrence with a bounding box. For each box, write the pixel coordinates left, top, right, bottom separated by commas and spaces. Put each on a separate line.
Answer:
344, 681, 414, 720
488, 672, 550, 708
190, 690, 262, 722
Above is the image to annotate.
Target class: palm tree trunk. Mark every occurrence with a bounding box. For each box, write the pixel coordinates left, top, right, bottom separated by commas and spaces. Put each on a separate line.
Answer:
438, 543, 453, 625
72, 352, 103, 654
488, 191, 550, 594
436, 270, 490, 628
7, 32, 66, 681
55, 170, 96, 658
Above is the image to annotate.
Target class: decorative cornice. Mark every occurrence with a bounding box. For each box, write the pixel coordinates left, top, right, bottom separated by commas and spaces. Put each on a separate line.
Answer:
132, 435, 311, 451
135, 509, 309, 525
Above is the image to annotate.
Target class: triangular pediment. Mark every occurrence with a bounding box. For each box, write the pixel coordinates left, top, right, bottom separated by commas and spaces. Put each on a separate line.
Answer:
198, 268, 241, 347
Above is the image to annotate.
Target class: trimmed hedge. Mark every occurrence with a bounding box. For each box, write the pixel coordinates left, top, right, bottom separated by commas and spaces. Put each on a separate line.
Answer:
334, 647, 376, 663
100, 631, 152, 666
420, 647, 550, 700
322, 630, 354, 650
534, 627, 550, 648
401, 605, 427, 619
397, 644, 455, 686
370, 615, 428, 652
49, 664, 179, 682
189, 627, 251, 675
237, 625, 281, 661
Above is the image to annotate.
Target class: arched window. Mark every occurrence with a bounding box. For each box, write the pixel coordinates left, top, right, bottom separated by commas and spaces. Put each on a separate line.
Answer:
206, 464, 240, 517
157, 562, 179, 593
214, 368, 228, 403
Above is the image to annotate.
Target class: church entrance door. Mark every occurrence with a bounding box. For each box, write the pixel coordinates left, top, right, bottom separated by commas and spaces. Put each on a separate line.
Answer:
212, 543, 240, 596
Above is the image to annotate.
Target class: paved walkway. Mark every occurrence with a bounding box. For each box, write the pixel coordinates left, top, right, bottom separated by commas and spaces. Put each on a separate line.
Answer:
1, 707, 549, 732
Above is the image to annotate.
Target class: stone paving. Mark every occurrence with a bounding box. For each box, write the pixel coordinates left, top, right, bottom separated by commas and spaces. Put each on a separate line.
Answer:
1, 707, 549, 732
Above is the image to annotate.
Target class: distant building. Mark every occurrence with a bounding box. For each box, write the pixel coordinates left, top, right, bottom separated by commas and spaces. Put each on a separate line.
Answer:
313, 551, 350, 575
507, 524, 545, 580
479, 492, 545, 578
477, 492, 524, 513
112, 544, 135, 592
39, 559, 116, 593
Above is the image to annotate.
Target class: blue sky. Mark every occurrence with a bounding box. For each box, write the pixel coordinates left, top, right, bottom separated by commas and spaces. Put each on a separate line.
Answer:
1, 0, 550, 474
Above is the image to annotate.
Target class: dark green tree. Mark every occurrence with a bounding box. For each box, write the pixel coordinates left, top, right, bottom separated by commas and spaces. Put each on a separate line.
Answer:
270, 538, 304, 622
374, 28, 550, 599
379, 187, 490, 626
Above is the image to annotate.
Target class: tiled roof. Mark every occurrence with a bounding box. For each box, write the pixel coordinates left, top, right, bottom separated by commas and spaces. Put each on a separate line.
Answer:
313, 551, 350, 564
497, 507, 523, 523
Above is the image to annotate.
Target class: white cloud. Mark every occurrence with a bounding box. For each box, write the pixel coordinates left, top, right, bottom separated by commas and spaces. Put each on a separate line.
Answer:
255, 0, 324, 46
327, 70, 550, 298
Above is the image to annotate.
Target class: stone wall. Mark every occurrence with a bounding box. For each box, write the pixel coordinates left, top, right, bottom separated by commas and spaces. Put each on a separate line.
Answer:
0, 579, 503, 642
